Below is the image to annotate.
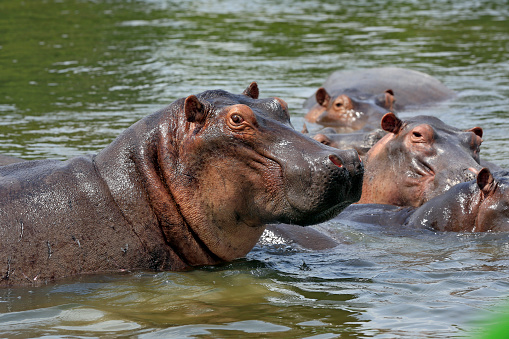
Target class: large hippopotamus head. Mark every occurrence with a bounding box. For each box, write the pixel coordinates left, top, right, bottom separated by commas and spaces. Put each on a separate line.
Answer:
407, 168, 509, 232
359, 113, 484, 207
96, 82, 363, 265
304, 87, 394, 132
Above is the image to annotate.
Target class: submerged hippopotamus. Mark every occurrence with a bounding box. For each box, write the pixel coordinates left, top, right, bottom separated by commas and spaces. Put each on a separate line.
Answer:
339, 168, 509, 232
407, 168, 509, 232
0, 83, 363, 287
264, 168, 509, 251
312, 129, 386, 160
0, 154, 24, 166
359, 113, 484, 207
303, 67, 456, 132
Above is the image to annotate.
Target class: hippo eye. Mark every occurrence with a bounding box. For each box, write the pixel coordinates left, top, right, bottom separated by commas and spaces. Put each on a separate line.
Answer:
413, 131, 422, 138
231, 114, 244, 124
335, 102, 343, 108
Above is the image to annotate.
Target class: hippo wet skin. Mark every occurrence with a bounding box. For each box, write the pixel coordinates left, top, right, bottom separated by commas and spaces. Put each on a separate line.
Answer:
0, 83, 363, 287
407, 168, 509, 232
359, 113, 484, 207
338, 168, 509, 232
304, 67, 456, 132
266, 168, 509, 250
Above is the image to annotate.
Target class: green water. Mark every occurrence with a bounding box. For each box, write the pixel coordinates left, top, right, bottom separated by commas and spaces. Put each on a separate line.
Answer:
1, 0, 509, 337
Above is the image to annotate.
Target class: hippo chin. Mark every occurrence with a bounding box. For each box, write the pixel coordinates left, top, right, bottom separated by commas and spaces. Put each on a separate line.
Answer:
359, 113, 484, 207
304, 67, 456, 132
0, 83, 363, 287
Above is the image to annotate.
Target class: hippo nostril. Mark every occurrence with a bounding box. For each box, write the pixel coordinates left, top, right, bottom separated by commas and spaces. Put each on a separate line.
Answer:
329, 155, 343, 168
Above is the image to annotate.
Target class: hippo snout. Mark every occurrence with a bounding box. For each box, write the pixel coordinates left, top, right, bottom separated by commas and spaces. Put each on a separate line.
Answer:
329, 149, 363, 178
331, 148, 364, 203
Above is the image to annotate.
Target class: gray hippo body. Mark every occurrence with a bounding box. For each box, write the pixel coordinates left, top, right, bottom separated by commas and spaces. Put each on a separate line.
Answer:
0, 83, 363, 287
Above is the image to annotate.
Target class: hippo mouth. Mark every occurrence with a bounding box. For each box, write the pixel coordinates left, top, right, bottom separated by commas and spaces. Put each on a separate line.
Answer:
280, 160, 359, 226
318, 109, 369, 132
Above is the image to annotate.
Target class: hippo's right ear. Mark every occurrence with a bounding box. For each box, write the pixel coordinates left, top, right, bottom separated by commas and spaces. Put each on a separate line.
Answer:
380, 112, 402, 134
315, 88, 331, 107
313, 133, 332, 146
477, 167, 496, 196
184, 95, 207, 124
243, 82, 259, 99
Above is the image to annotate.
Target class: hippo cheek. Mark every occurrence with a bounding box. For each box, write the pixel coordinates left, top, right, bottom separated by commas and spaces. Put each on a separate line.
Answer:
429, 166, 480, 199
476, 194, 509, 232
317, 109, 368, 130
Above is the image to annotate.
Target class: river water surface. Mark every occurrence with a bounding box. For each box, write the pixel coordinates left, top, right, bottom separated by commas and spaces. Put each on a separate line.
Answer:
1, 0, 509, 337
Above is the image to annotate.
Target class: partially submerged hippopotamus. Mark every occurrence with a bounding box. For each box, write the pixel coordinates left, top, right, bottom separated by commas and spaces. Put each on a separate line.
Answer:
339, 168, 509, 232
407, 168, 509, 232
359, 113, 484, 207
0, 154, 24, 166
263, 168, 509, 251
0, 83, 363, 287
303, 67, 456, 132
312, 129, 386, 160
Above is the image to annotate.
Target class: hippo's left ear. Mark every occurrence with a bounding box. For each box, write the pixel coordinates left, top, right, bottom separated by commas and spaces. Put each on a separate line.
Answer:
477, 167, 496, 196
466, 127, 483, 138
243, 82, 259, 99
184, 95, 207, 124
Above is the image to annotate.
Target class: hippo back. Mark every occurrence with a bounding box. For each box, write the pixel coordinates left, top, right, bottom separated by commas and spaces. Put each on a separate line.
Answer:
304, 67, 456, 110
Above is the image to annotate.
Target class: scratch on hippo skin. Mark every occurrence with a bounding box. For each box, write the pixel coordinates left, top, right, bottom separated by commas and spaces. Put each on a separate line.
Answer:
71, 235, 81, 248
47, 241, 53, 259
0, 258, 13, 282
19, 220, 24, 242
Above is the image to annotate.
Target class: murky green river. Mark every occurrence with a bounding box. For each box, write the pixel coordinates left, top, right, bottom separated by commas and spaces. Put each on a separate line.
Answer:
1, 0, 509, 337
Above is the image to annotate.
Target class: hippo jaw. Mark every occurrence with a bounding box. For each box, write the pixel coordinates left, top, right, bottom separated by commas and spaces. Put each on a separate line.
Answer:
277, 150, 363, 225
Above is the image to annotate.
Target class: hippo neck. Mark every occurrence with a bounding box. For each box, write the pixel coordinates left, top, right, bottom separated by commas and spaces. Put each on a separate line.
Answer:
94, 111, 223, 267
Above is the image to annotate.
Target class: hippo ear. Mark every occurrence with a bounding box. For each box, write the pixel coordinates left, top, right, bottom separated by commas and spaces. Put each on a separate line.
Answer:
242, 82, 259, 99
477, 167, 495, 195
380, 112, 402, 134
184, 95, 207, 124
301, 123, 309, 134
467, 126, 483, 138
384, 89, 395, 110
313, 133, 331, 146
315, 87, 331, 107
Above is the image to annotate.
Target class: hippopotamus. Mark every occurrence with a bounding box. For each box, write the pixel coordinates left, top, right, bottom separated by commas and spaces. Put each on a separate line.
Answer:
263, 168, 509, 250
0, 154, 24, 166
303, 67, 456, 132
359, 112, 484, 207
0, 83, 363, 287
339, 168, 509, 232
312, 129, 387, 160
407, 168, 509, 232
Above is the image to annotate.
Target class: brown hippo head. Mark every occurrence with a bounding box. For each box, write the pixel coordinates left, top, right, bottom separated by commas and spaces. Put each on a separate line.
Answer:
96, 83, 363, 266
359, 112, 483, 207
407, 168, 509, 232
305, 87, 394, 132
